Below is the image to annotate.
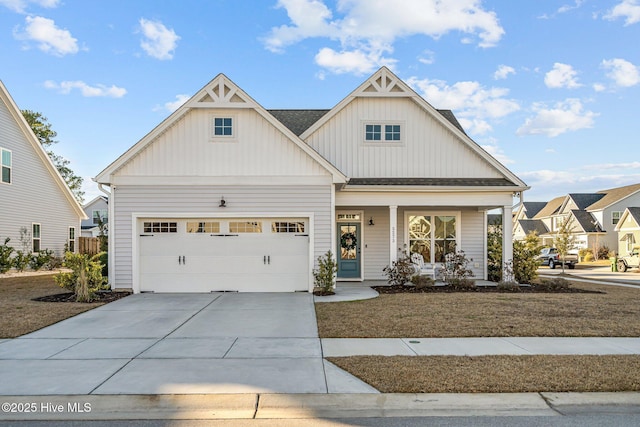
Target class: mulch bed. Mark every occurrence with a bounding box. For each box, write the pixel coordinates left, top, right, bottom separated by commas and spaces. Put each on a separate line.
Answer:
373, 284, 604, 294
33, 291, 132, 303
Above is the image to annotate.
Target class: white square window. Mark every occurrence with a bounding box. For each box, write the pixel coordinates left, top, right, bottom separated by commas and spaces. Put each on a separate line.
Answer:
214, 117, 233, 137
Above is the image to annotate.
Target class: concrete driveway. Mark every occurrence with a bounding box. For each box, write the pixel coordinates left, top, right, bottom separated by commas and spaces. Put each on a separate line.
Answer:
0, 293, 376, 395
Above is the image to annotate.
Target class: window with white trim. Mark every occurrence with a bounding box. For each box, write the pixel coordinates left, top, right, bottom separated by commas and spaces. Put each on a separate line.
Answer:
213, 117, 233, 137
229, 221, 262, 233
1, 148, 11, 184
32, 223, 41, 252
143, 222, 177, 233
272, 221, 305, 233
408, 213, 458, 263
364, 123, 402, 143
626, 233, 636, 253
612, 211, 621, 225
68, 227, 76, 253
93, 209, 108, 225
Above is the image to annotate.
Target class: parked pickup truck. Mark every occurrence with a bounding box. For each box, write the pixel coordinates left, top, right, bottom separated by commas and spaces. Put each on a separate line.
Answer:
617, 247, 640, 272
536, 247, 579, 269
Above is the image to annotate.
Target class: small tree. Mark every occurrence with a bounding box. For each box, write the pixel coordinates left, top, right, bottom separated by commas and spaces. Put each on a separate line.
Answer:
487, 221, 503, 282
0, 238, 14, 273
513, 231, 543, 284
54, 252, 107, 302
313, 251, 337, 294
554, 217, 576, 274
443, 250, 475, 289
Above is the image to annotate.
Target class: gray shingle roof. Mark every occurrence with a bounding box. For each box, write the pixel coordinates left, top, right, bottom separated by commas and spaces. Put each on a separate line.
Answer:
268, 109, 467, 136
568, 193, 605, 210
347, 178, 516, 186
625, 207, 640, 226
517, 219, 548, 236
522, 202, 547, 219
268, 110, 330, 136
571, 210, 603, 232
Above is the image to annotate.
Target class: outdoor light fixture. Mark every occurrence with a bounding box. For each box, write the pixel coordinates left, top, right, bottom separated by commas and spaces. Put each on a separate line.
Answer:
369, 217, 375, 226
219, 196, 226, 208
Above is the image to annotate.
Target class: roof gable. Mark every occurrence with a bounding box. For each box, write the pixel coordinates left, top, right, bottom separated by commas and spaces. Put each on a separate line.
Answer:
96, 74, 345, 184
588, 183, 640, 211
300, 67, 528, 190
615, 207, 640, 231
534, 196, 565, 218
0, 80, 85, 219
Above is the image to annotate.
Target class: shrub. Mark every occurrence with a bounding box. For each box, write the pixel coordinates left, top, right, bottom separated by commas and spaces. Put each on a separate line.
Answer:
97, 251, 108, 277
443, 251, 474, 282
29, 249, 53, 271
383, 253, 416, 286
12, 250, 31, 272
513, 232, 542, 284
535, 277, 571, 291
46, 254, 64, 271
54, 252, 107, 302
497, 280, 520, 292
411, 274, 434, 289
448, 278, 476, 290
313, 251, 337, 294
487, 223, 503, 282
596, 245, 610, 260
0, 237, 14, 274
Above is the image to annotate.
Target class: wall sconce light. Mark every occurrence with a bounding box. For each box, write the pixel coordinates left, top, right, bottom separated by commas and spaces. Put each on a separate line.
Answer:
368, 217, 375, 226
219, 196, 226, 208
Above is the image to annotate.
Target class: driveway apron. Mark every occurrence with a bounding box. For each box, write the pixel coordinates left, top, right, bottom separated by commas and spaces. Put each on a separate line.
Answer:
0, 292, 374, 395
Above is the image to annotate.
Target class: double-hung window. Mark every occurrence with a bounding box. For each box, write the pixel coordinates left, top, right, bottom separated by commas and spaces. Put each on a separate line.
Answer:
1, 148, 11, 184
364, 123, 402, 143
93, 209, 108, 225
612, 211, 621, 226
68, 227, 76, 252
32, 223, 41, 253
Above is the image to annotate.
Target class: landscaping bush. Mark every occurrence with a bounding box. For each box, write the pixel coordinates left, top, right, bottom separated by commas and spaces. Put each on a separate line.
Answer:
383, 253, 416, 286
54, 252, 107, 302
448, 278, 476, 290
443, 251, 475, 285
12, 250, 31, 272
596, 245, 611, 260
46, 254, 64, 271
411, 274, 434, 289
487, 223, 503, 282
513, 232, 542, 284
0, 237, 14, 274
29, 249, 53, 271
313, 250, 337, 295
535, 277, 571, 291
497, 280, 521, 292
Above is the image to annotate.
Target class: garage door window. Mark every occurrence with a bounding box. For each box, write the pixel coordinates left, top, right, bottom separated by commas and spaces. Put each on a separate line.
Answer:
144, 222, 177, 233
272, 221, 305, 233
229, 221, 262, 233
186, 221, 220, 233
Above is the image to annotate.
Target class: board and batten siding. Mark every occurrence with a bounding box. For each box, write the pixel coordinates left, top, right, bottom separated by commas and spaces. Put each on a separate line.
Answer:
305, 97, 503, 179
111, 185, 332, 290
0, 96, 81, 255
115, 108, 330, 179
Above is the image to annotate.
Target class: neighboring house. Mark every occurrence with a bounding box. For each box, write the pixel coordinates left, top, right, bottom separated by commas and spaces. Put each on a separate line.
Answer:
615, 207, 640, 256
95, 67, 528, 293
0, 80, 85, 256
81, 195, 108, 237
513, 183, 640, 252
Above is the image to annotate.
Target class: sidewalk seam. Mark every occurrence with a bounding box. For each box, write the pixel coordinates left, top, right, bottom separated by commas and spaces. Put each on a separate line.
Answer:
538, 392, 566, 416
253, 394, 260, 419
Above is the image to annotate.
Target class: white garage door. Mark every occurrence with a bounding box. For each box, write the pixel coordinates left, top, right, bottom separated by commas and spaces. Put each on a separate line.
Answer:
138, 218, 310, 292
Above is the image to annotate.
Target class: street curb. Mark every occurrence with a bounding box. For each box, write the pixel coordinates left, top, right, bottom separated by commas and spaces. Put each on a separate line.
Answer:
541, 392, 640, 414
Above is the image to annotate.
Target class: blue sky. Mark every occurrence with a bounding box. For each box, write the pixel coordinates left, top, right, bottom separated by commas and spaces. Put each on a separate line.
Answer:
1, 0, 640, 204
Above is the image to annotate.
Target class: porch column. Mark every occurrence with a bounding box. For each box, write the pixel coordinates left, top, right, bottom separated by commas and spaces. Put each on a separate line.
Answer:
390, 205, 398, 264
502, 205, 513, 281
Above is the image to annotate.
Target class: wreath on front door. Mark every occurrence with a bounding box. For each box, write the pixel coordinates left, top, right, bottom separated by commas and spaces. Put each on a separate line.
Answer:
340, 232, 357, 251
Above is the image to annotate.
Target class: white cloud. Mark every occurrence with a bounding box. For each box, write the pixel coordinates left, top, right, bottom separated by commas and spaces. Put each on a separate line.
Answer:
417, 49, 435, 65
592, 83, 606, 92
14, 15, 78, 56
581, 161, 640, 170
154, 94, 190, 113
516, 99, 597, 137
494, 65, 515, 80
544, 63, 581, 89
138, 18, 180, 60
314, 46, 396, 75
44, 80, 127, 98
480, 139, 514, 165
407, 77, 520, 135
558, 0, 584, 14
604, 0, 640, 25
0, 0, 59, 13
601, 58, 640, 87
264, 0, 504, 74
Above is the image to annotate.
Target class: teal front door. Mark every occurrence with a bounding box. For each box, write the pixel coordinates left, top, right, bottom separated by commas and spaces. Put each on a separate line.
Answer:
337, 223, 361, 278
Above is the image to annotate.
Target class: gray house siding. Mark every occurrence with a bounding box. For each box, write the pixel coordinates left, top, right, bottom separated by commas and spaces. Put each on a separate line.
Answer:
0, 92, 81, 256
111, 184, 332, 290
